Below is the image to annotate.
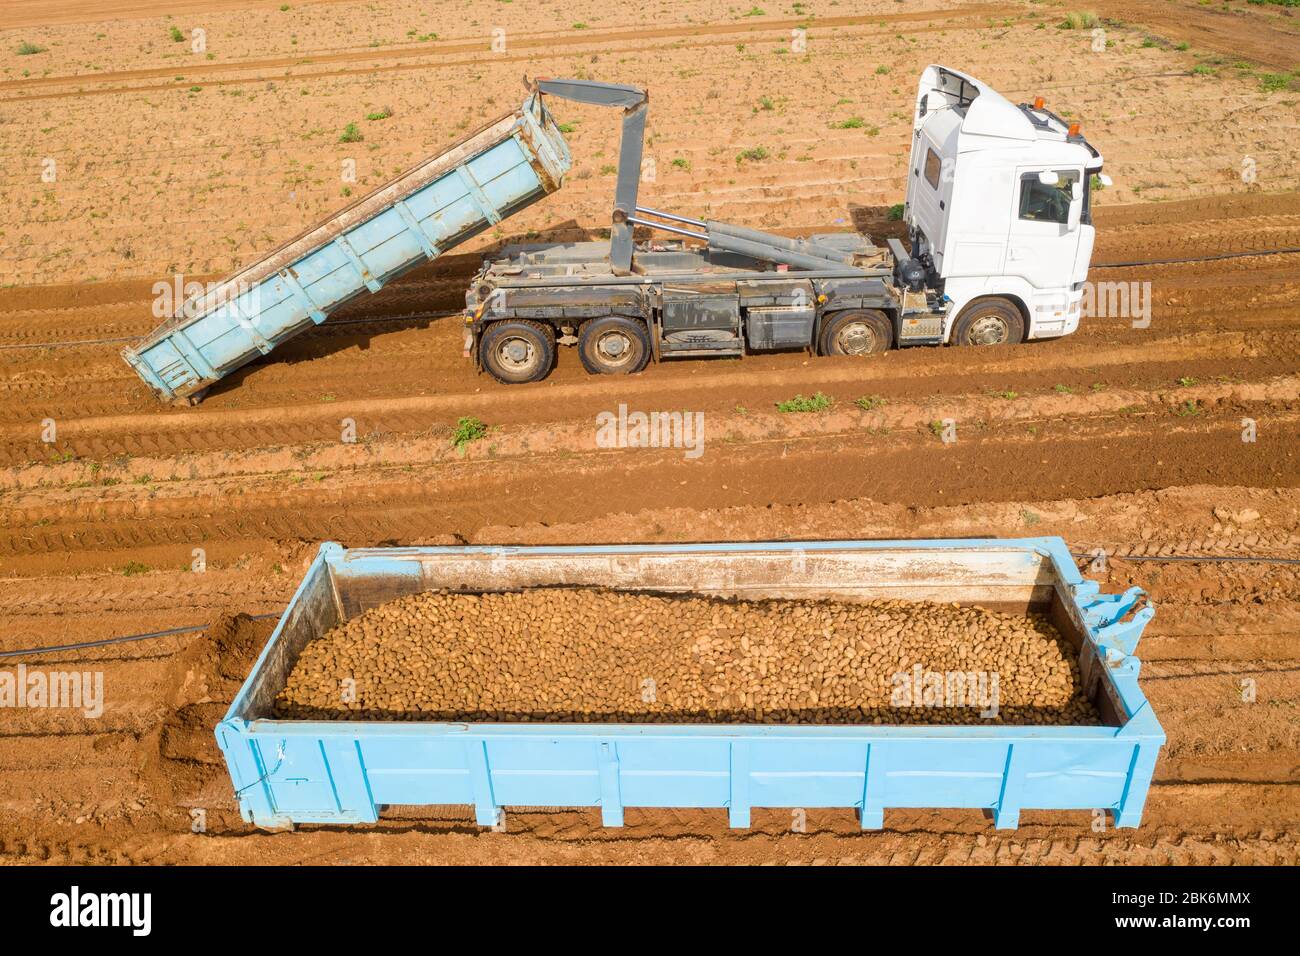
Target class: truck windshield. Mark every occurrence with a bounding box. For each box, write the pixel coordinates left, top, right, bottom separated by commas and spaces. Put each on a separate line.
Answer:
1018, 170, 1080, 224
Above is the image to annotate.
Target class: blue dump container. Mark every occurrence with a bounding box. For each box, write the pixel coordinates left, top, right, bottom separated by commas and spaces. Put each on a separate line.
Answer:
217, 538, 1163, 830
123, 93, 571, 403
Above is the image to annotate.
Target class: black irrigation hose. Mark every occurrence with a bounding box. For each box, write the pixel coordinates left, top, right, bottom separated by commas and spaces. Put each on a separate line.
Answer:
0, 611, 283, 660
6, 247, 1300, 352
0, 313, 447, 352
5, 548, 1300, 661
1071, 551, 1300, 567
1096, 247, 1300, 269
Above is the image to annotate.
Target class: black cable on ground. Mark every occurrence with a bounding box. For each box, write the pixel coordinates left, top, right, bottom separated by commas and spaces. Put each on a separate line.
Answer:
1071, 551, 1300, 567
1096, 247, 1300, 268
0, 611, 283, 660
0, 313, 447, 352
6, 547, 1300, 662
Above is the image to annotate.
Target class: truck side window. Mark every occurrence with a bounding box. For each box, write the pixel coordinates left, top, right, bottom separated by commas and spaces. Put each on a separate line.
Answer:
1018, 170, 1079, 224
924, 149, 942, 189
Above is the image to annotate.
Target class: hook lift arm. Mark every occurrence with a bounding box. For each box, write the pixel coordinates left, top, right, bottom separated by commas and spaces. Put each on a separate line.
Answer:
533, 78, 648, 275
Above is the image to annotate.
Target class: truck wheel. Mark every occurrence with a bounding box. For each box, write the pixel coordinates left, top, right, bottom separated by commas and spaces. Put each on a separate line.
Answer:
480, 320, 555, 384
818, 309, 892, 356
578, 316, 651, 375
952, 298, 1025, 347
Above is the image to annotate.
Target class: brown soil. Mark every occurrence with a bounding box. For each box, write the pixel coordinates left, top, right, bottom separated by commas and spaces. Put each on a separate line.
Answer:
0, 0, 1297, 866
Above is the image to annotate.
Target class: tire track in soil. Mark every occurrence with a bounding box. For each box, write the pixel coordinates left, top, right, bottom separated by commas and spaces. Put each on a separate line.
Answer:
0, 5, 1021, 99
2, 487, 1298, 863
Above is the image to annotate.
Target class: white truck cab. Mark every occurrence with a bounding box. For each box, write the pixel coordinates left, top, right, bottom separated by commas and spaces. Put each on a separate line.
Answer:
905, 65, 1107, 345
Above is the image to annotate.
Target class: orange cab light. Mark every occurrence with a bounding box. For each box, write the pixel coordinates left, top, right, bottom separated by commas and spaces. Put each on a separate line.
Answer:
1068, 122, 1081, 137
1033, 96, 1045, 110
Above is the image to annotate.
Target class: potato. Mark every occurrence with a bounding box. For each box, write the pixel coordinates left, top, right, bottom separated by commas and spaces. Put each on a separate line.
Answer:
274, 588, 1098, 726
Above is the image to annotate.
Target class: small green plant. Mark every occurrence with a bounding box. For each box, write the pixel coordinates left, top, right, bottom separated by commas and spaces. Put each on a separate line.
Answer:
280, 3, 290, 9
452, 416, 488, 451
169, 25, 185, 42
671, 157, 690, 170
557, 122, 578, 133
571, 22, 589, 29
830, 116, 866, 129
599, 163, 617, 175
1192, 64, 1216, 76
928, 419, 946, 438
366, 107, 393, 121
887, 202, 905, 221
994, 389, 1019, 400
855, 395, 886, 411
1174, 41, 1190, 51
1175, 399, 1200, 417
743, 5, 766, 15
1057, 11, 1099, 29
339, 122, 364, 143
123, 561, 149, 577
875, 65, 891, 75
776, 392, 832, 413
1054, 384, 1074, 394
1177, 376, 1197, 387
757, 95, 775, 111
736, 146, 769, 163
1258, 72, 1291, 92
16, 41, 46, 55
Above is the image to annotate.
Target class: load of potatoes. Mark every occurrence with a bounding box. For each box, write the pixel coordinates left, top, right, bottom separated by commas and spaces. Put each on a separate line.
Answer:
274, 588, 1099, 726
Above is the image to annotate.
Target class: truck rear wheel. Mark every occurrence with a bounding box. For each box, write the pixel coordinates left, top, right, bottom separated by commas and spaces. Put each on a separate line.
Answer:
480, 320, 555, 384
818, 309, 892, 356
952, 298, 1025, 347
578, 316, 651, 375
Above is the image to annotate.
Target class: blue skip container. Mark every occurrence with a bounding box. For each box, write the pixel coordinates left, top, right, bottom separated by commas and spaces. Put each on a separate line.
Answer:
216, 538, 1163, 830
124, 93, 571, 403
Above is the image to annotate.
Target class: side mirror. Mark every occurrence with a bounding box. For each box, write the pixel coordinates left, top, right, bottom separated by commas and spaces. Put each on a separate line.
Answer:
1098, 173, 1113, 187
1070, 181, 1082, 201
1037, 170, 1060, 186
1067, 193, 1083, 230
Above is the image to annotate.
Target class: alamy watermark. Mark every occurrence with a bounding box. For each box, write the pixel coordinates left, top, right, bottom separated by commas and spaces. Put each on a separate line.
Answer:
596, 403, 705, 459
1080, 280, 1152, 329
152, 273, 261, 321
1, 665, 103, 718
891, 664, 1000, 718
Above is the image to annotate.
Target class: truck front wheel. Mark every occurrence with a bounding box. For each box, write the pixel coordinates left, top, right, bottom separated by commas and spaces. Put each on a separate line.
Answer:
952, 298, 1025, 347
480, 320, 555, 384
578, 316, 651, 375
818, 309, 892, 356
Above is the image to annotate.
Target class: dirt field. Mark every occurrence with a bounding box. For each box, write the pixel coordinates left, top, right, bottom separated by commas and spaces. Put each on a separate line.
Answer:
1, 0, 1298, 865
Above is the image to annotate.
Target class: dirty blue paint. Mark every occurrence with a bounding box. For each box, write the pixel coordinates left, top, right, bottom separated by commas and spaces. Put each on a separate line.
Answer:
216, 538, 1164, 831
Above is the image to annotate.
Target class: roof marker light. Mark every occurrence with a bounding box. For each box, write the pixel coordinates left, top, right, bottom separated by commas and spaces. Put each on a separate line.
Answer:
1033, 96, 1045, 110
1068, 122, 1081, 137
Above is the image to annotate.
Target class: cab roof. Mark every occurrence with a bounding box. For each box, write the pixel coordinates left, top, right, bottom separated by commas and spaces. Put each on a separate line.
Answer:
916, 65, 1101, 164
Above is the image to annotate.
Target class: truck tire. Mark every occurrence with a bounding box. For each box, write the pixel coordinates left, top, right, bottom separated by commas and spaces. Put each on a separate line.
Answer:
952, 297, 1025, 347
578, 316, 651, 375
480, 320, 555, 384
818, 309, 892, 356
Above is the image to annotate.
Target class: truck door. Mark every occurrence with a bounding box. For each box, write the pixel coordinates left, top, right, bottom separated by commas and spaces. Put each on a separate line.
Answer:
1005, 166, 1083, 290
908, 135, 951, 264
